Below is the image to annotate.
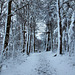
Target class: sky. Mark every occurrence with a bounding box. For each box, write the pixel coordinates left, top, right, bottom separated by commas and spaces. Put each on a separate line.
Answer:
36, 21, 46, 40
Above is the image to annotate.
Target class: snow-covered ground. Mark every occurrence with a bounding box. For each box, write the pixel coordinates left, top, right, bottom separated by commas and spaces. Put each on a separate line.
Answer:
0, 51, 75, 75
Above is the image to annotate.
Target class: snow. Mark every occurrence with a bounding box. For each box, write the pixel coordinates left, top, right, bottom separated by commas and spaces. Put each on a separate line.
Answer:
54, 27, 58, 34
49, 53, 75, 75
0, 51, 75, 75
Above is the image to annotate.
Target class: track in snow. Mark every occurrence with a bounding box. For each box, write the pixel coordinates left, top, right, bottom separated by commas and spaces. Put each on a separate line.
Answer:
1, 52, 57, 75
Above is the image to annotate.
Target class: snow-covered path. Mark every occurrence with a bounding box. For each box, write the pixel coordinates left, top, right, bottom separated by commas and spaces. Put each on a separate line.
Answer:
34, 53, 56, 75
1, 51, 75, 75
1, 52, 56, 75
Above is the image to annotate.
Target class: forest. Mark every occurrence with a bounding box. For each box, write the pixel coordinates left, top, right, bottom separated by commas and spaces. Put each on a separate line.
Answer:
0, 0, 75, 75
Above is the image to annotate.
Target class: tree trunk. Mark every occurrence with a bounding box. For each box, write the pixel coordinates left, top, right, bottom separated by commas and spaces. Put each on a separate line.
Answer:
59, 0, 62, 54
22, 23, 26, 52
4, 1, 12, 49
26, 31, 29, 55
57, 0, 62, 54
67, 18, 69, 52
48, 32, 50, 51
34, 27, 35, 52
29, 34, 31, 53
51, 25, 53, 52
46, 34, 48, 51
29, 26, 32, 53
26, 2, 30, 55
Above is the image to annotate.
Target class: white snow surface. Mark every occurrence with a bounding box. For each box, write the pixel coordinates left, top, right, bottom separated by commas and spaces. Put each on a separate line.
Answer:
0, 51, 75, 75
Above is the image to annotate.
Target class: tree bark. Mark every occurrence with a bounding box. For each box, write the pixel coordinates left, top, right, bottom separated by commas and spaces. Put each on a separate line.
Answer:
29, 26, 32, 53
58, 0, 62, 54
34, 27, 35, 52
4, 1, 12, 49
22, 23, 26, 52
51, 29, 53, 51
57, 0, 62, 54
67, 18, 69, 52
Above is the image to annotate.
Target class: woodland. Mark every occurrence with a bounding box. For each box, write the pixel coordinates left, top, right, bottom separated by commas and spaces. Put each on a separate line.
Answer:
0, 0, 75, 75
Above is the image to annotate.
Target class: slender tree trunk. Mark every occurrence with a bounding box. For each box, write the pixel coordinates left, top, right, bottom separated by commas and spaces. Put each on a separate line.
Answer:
25, 34, 27, 53
22, 23, 26, 52
59, 0, 62, 54
51, 25, 53, 51
57, 0, 62, 54
4, 1, 12, 49
28, 34, 30, 54
34, 27, 35, 52
32, 16, 36, 53
29, 27, 32, 53
46, 34, 48, 51
26, 2, 30, 55
26, 31, 29, 55
60, 21, 62, 54
48, 32, 50, 51
67, 18, 69, 52
46, 27, 49, 51
29, 34, 31, 53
